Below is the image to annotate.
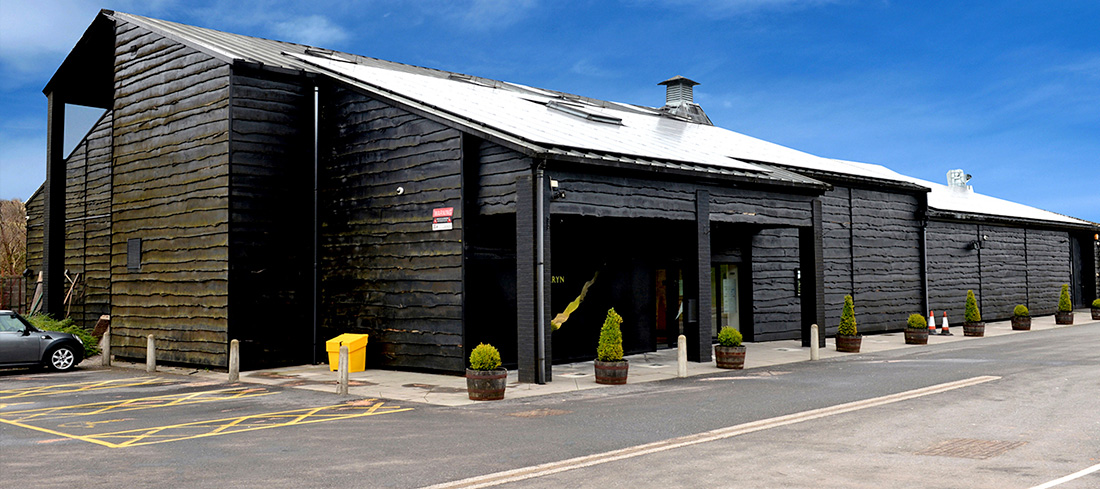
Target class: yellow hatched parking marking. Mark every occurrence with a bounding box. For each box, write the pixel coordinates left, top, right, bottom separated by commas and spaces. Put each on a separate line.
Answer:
0, 399, 412, 448
0, 377, 171, 399
0, 387, 273, 423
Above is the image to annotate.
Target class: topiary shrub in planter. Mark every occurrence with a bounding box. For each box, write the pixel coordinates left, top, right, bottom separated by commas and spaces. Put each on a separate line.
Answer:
1055, 284, 1074, 325
1011, 304, 1031, 331
905, 313, 928, 345
835, 295, 861, 353
466, 343, 507, 401
963, 289, 985, 337
1092, 298, 1100, 321
594, 308, 628, 385
714, 327, 746, 369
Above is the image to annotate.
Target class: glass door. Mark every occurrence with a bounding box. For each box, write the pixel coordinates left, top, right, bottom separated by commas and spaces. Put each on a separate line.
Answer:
711, 264, 739, 339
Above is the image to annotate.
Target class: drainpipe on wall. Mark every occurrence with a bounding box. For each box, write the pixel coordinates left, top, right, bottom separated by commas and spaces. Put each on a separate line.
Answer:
535, 165, 547, 384
312, 85, 320, 365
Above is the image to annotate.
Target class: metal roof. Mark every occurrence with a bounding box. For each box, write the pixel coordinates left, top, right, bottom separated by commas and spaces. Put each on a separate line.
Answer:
834, 160, 1096, 228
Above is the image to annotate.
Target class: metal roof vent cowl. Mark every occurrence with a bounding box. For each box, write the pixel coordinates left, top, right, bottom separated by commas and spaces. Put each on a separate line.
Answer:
658, 76, 712, 125
947, 169, 973, 194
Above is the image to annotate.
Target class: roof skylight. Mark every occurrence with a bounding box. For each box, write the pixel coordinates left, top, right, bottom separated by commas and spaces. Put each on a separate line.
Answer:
546, 101, 622, 125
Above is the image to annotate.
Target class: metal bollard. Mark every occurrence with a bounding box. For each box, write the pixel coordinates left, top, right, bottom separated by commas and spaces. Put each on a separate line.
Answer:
810, 324, 820, 361
146, 334, 156, 372
677, 334, 688, 378
337, 345, 349, 395
100, 327, 111, 367
228, 339, 240, 383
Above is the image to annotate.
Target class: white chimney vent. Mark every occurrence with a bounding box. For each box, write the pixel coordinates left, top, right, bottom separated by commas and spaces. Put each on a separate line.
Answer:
947, 169, 973, 193
657, 76, 712, 125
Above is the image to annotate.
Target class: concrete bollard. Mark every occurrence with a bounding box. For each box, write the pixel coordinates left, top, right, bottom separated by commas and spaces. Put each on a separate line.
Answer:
677, 334, 688, 378
146, 334, 156, 372
810, 324, 820, 361
228, 339, 240, 383
337, 345, 349, 395
100, 327, 111, 367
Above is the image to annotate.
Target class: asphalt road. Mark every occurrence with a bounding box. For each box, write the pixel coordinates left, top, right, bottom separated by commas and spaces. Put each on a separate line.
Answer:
2, 323, 1098, 489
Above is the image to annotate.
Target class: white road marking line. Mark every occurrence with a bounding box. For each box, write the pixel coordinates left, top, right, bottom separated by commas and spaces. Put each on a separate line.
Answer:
1028, 462, 1100, 489
421, 375, 1000, 489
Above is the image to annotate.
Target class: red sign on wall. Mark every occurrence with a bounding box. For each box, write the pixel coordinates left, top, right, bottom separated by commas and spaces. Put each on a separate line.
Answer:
432, 207, 454, 231
433, 207, 454, 218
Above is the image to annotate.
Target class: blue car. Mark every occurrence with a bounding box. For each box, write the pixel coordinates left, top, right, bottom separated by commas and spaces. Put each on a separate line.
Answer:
0, 310, 84, 371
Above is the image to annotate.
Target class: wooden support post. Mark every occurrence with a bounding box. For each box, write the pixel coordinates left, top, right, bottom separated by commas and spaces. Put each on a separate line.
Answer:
146, 334, 156, 372
100, 327, 111, 367
228, 339, 240, 383
800, 199, 826, 348
337, 345, 349, 395
687, 190, 712, 362
42, 92, 66, 316
515, 173, 538, 383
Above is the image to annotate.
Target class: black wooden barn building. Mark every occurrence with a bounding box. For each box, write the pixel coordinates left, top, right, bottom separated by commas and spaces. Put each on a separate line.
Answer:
26, 10, 1099, 381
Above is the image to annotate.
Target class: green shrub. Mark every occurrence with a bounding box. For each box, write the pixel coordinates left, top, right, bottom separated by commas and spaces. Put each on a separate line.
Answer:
25, 313, 100, 358
1092, 298, 1100, 309
596, 308, 624, 362
469, 343, 502, 370
837, 295, 857, 337
964, 290, 981, 323
717, 327, 742, 347
1013, 304, 1029, 317
1058, 284, 1072, 312
907, 313, 927, 330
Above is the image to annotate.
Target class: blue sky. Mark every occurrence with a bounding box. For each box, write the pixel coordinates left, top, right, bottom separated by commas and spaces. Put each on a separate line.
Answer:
2, 0, 1098, 222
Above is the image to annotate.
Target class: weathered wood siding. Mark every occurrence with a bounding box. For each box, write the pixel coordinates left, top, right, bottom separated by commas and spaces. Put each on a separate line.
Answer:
849, 188, 923, 332
817, 186, 923, 333
751, 228, 801, 340
227, 68, 313, 367
978, 226, 1028, 319
61, 111, 113, 329
476, 140, 528, 215
927, 221, 982, 321
1026, 229, 1071, 316
320, 86, 464, 372
24, 187, 45, 310
548, 170, 814, 227
110, 21, 231, 366
819, 187, 852, 334
928, 222, 1070, 320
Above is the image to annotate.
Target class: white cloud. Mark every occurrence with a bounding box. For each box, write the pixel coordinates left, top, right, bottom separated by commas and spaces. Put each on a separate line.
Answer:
271, 15, 350, 47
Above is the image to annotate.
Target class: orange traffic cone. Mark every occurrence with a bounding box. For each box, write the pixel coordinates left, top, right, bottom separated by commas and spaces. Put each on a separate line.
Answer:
929, 310, 936, 336
940, 311, 952, 335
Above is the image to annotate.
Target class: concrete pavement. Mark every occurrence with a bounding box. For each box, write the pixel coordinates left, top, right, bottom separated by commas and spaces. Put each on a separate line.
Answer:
102, 309, 1098, 407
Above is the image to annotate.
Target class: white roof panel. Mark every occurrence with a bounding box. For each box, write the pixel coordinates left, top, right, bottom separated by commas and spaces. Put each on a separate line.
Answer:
289, 53, 863, 175
835, 160, 1091, 226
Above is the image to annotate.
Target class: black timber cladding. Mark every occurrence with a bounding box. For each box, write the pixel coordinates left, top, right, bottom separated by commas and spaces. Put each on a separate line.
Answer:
110, 20, 231, 367
320, 85, 465, 373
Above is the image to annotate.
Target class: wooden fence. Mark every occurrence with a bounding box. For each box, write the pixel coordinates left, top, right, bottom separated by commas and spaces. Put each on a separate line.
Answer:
0, 276, 28, 313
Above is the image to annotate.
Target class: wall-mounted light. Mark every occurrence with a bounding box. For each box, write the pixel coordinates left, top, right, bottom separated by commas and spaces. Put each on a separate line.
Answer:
549, 179, 565, 199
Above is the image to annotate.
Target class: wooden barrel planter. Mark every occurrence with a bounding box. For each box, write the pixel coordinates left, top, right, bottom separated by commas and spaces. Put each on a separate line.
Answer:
1093, 308, 1100, 320
594, 360, 629, 385
1056, 311, 1074, 325
1011, 317, 1031, 331
466, 368, 507, 401
835, 335, 862, 353
714, 345, 746, 369
963, 321, 985, 337
904, 329, 928, 345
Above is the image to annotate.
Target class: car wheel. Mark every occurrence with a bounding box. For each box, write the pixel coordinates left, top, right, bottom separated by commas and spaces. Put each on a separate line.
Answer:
46, 345, 78, 371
